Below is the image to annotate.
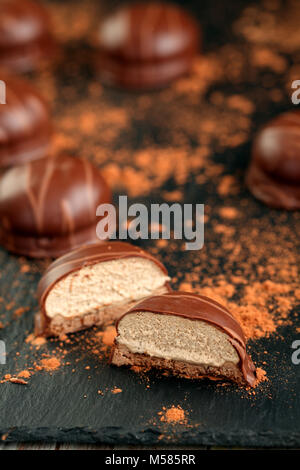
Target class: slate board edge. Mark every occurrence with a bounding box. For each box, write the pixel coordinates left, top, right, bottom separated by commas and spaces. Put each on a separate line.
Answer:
1, 427, 300, 448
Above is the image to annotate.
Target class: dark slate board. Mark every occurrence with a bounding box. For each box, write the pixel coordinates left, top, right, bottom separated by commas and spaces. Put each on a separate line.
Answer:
0, 0, 300, 447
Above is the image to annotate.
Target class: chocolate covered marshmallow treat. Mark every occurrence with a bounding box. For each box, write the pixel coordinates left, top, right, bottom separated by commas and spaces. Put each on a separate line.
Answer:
0, 74, 52, 168
0, 154, 111, 257
246, 110, 300, 210
111, 292, 257, 387
95, 2, 200, 90
36, 241, 171, 336
0, 0, 56, 72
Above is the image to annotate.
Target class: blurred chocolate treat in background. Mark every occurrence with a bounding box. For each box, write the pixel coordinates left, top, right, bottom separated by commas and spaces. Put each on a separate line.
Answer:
0, 0, 56, 73
0, 154, 112, 258
246, 111, 300, 210
95, 1, 200, 90
0, 74, 52, 168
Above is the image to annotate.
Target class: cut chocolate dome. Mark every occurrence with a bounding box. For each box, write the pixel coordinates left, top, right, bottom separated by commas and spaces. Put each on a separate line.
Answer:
36, 242, 171, 337
111, 292, 257, 387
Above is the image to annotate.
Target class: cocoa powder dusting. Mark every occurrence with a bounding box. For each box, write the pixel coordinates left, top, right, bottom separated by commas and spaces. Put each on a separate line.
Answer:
111, 387, 122, 395
158, 406, 186, 424
97, 325, 117, 350
39, 358, 61, 372
18, 370, 31, 379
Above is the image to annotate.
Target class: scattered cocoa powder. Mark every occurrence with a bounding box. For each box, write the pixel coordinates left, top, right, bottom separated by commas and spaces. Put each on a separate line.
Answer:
1, 374, 29, 385
255, 368, 268, 385
219, 207, 240, 220
20, 264, 30, 273
111, 387, 122, 394
159, 406, 186, 424
39, 357, 61, 372
5, 301, 15, 311
8, 378, 28, 385
234, 1, 300, 53
13, 307, 29, 318
217, 175, 239, 197
96, 325, 117, 354
26, 334, 47, 347
17, 370, 31, 379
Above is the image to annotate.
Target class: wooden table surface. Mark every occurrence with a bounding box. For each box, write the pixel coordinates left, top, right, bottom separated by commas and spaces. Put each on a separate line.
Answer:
0, 443, 211, 450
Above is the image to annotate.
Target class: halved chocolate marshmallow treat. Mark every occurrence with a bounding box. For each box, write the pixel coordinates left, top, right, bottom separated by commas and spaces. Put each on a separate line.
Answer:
111, 292, 257, 387
36, 242, 171, 337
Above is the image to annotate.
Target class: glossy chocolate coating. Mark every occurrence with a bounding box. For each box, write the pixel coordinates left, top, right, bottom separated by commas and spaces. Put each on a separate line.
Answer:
247, 111, 300, 210
118, 292, 257, 387
0, 155, 112, 257
96, 2, 200, 89
0, 74, 52, 168
38, 241, 169, 306
0, 0, 56, 73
